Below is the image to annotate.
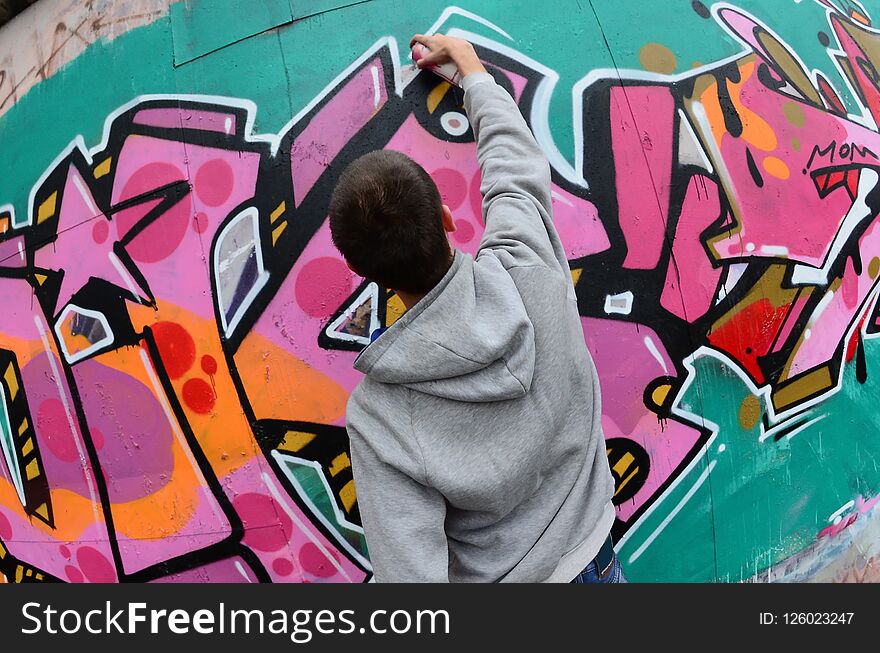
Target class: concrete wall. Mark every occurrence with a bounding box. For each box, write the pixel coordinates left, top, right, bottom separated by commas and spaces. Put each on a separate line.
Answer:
1, 0, 879, 583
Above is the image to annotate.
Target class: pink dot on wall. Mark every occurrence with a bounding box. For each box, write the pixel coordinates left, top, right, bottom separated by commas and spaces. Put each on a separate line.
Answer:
294, 257, 353, 319
432, 168, 467, 210
117, 162, 191, 264
452, 219, 475, 244
38, 399, 79, 462
59, 545, 71, 560
273, 558, 294, 577
76, 546, 116, 582
65, 566, 84, 583
92, 220, 109, 244
234, 493, 293, 553
298, 542, 337, 578
195, 159, 234, 208
193, 212, 209, 234
0, 511, 11, 540
91, 427, 105, 451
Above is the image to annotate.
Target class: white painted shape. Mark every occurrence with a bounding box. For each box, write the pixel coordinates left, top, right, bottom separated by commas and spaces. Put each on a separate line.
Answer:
214, 207, 270, 337
440, 111, 469, 136
53, 304, 115, 364
234, 560, 253, 582
370, 65, 381, 108
425, 6, 513, 41
829, 500, 856, 522
604, 290, 633, 315
643, 335, 668, 373
676, 108, 714, 172
324, 282, 380, 346
107, 251, 147, 305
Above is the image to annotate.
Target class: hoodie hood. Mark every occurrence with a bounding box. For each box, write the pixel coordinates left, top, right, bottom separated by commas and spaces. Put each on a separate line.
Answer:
353, 250, 536, 402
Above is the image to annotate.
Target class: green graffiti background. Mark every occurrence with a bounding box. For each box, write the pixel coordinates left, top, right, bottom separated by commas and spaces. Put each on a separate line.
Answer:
2, 0, 880, 582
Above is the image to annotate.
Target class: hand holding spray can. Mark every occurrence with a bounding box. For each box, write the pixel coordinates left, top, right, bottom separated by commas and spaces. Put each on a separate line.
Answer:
410, 42, 463, 87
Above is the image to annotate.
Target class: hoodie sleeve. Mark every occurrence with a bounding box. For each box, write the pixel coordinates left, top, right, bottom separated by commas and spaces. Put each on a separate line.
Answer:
462, 72, 569, 276
346, 387, 449, 582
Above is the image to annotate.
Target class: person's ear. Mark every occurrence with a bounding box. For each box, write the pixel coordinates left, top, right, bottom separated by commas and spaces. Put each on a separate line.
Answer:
441, 204, 456, 233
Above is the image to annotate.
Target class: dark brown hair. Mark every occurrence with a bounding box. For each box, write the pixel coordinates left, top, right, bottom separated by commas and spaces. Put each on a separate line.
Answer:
329, 150, 452, 294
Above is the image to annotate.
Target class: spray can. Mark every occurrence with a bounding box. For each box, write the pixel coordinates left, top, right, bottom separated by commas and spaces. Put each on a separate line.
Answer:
411, 42, 463, 87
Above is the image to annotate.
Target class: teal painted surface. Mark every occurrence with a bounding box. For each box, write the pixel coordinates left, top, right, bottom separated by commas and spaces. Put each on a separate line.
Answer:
619, 348, 880, 581
170, 0, 294, 65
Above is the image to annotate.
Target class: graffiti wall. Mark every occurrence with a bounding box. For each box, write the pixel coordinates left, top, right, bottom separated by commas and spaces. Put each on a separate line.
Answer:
2, 0, 880, 583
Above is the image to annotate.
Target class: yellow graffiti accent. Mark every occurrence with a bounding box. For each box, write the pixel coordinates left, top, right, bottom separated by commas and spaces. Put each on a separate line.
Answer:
4, 363, 18, 400
17, 417, 28, 437
609, 443, 642, 499
34, 502, 49, 521
612, 452, 635, 477
571, 268, 583, 287
37, 191, 57, 224
279, 430, 317, 453
339, 479, 357, 512
272, 221, 287, 245
21, 438, 33, 456
24, 458, 40, 481
650, 383, 671, 409
329, 451, 351, 477
385, 292, 406, 326
427, 81, 451, 114
93, 157, 112, 179
270, 201, 286, 223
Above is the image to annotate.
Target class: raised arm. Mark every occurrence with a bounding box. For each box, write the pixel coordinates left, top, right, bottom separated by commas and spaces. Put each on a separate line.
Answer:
411, 33, 569, 274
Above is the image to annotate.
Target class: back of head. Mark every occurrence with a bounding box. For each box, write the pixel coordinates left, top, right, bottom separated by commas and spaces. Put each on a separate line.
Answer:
329, 150, 451, 294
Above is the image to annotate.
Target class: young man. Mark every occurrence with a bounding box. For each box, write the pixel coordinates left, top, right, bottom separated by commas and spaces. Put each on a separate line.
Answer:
328, 33, 623, 583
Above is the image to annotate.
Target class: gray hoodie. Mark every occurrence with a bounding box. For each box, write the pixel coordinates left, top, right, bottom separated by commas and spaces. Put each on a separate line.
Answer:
346, 72, 615, 582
